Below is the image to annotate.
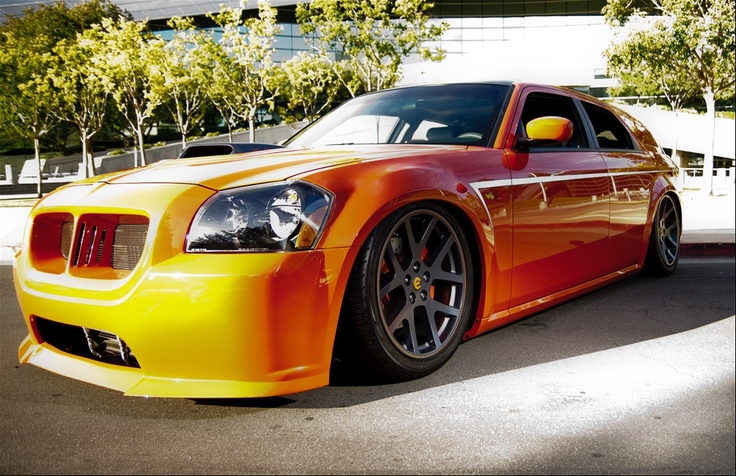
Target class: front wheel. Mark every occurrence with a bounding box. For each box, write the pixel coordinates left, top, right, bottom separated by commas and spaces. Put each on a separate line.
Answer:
643, 194, 681, 276
336, 203, 475, 381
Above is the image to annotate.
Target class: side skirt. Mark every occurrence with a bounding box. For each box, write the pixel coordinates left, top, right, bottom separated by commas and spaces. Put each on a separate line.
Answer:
466, 263, 642, 339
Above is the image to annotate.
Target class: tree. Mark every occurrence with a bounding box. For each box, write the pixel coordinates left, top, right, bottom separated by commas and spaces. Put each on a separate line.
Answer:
604, 0, 736, 195
0, 0, 128, 195
0, 39, 58, 198
273, 52, 343, 123
155, 17, 214, 148
208, 0, 280, 143
92, 18, 166, 167
296, 0, 448, 97
49, 31, 112, 178
605, 24, 699, 162
205, 43, 246, 142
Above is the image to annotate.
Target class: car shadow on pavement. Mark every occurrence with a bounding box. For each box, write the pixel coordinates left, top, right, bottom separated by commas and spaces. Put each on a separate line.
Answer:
192, 257, 735, 410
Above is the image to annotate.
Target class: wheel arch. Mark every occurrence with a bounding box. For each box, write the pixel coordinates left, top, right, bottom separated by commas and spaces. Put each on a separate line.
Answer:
640, 176, 682, 268
328, 195, 488, 380
327, 192, 491, 364
646, 177, 682, 236
306, 161, 502, 370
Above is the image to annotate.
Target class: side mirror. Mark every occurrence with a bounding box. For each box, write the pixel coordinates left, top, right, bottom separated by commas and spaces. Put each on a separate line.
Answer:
515, 116, 574, 149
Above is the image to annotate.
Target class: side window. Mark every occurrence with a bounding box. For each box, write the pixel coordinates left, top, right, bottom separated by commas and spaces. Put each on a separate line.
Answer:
582, 103, 636, 150
519, 92, 589, 149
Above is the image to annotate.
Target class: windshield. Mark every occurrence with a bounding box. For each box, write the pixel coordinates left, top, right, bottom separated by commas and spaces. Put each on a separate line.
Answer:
285, 83, 511, 148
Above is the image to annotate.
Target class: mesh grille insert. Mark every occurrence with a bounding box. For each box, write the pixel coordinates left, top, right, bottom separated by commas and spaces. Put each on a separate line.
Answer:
68, 214, 149, 276
112, 223, 148, 270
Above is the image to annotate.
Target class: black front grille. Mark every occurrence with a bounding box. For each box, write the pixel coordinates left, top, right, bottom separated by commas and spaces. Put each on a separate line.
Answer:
71, 219, 111, 268
34, 316, 140, 368
66, 215, 149, 276
70, 215, 148, 271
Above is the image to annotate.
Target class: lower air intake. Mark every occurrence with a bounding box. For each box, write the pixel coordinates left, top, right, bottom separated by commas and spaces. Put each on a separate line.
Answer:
34, 316, 140, 368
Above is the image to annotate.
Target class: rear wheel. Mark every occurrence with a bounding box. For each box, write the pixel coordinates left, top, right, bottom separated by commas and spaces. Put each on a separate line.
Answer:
644, 194, 681, 276
337, 203, 475, 381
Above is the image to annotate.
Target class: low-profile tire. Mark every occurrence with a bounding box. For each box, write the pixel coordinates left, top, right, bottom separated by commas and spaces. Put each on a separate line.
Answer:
336, 203, 475, 382
643, 193, 681, 276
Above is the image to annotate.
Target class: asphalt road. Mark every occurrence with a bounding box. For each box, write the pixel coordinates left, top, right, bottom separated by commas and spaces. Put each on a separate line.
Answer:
1, 258, 734, 475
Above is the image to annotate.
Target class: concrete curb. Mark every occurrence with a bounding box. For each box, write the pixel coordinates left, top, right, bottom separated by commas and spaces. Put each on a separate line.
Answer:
681, 242, 735, 257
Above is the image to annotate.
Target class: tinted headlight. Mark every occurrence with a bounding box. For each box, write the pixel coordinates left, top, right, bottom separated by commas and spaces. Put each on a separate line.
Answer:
185, 182, 332, 252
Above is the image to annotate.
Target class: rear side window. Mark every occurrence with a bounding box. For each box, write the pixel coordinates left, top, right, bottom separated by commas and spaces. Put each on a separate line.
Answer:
583, 103, 636, 150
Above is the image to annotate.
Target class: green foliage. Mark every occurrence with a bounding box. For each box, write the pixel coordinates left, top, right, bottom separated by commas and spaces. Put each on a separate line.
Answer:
604, 0, 735, 194
0, 0, 128, 190
206, 1, 280, 142
90, 18, 167, 166
50, 25, 116, 177
605, 21, 699, 110
157, 17, 215, 147
296, 0, 448, 96
273, 52, 343, 123
604, 0, 735, 105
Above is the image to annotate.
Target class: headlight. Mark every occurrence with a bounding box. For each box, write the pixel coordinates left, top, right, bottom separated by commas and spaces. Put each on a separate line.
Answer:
185, 181, 332, 252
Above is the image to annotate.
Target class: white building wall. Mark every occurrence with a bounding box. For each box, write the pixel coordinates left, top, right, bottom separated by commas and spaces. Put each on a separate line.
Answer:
400, 16, 616, 89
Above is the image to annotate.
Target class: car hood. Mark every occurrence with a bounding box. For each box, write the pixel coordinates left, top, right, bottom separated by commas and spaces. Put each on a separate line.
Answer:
91, 145, 467, 191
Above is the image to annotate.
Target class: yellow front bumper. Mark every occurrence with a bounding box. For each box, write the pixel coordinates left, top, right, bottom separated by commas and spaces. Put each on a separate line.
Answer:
15, 249, 351, 398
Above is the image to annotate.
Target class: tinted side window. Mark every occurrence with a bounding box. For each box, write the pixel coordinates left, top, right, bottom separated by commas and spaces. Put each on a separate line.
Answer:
583, 103, 636, 150
519, 92, 588, 149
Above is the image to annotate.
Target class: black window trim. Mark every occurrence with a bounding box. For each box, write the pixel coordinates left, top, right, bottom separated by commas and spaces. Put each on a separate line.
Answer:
515, 90, 598, 152
577, 99, 641, 152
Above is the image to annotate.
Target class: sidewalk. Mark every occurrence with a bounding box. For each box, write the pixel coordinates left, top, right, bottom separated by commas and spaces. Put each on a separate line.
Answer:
1, 190, 734, 265
678, 191, 736, 256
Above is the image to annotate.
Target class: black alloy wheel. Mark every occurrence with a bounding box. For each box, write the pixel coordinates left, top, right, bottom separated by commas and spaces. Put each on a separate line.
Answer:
337, 203, 475, 381
644, 193, 681, 276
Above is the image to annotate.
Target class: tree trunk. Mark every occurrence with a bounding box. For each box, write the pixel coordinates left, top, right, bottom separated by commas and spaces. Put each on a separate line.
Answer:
81, 130, 90, 179
87, 138, 97, 177
178, 107, 187, 149
136, 122, 147, 166
78, 130, 97, 178
34, 137, 43, 198
702, 88, 716, 196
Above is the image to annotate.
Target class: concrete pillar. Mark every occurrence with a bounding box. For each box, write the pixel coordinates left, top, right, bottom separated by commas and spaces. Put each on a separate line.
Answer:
4, 164, 18, 184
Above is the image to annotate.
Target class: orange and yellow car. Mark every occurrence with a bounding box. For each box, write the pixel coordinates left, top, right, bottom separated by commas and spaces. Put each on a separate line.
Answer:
13, 82, 681, 398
